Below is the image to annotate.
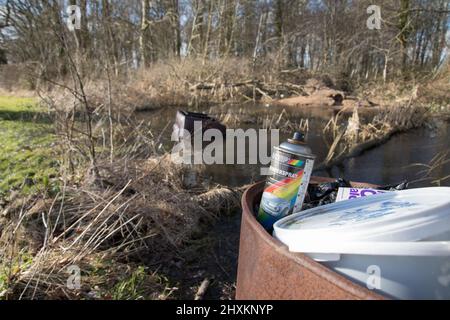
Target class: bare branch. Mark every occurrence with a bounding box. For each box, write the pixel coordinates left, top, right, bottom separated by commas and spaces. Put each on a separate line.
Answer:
0, 0, 11, 29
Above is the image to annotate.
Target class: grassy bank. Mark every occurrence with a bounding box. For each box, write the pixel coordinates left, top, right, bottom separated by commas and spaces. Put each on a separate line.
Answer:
0, 97, 58, 197
0, 96, 56, 298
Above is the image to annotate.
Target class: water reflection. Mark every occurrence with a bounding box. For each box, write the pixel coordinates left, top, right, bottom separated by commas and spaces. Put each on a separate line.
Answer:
328, 122, 450, 187
138, 105, 450, 188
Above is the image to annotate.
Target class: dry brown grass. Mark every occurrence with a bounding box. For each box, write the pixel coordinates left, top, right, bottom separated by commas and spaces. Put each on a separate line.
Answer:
34, 58, 256, 117
0, 154, 243, 300
408, 149, 450, 186
35, 57, 317, 113
215, 107, 309, 133
354, 61, 449, 113
417, 60, 450, 107
93, 58, 255, 111
320, 94, 431, 169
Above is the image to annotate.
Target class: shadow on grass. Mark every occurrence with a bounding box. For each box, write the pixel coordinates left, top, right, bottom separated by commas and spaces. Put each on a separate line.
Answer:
0, 109, 53, 124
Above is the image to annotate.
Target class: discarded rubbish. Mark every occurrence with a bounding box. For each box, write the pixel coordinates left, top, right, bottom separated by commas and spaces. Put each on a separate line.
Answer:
335, 187, 388, 202
273, 187, 450, 299
304, 179, 408, 208
172, 110, 226, 142
378, 181, 409, 191
304, 178, 351, 208
237, 179, 384, 300
257, 132, 316, 231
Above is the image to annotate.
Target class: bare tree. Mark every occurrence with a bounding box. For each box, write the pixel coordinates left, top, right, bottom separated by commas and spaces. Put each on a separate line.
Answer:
1, 0, 448, 81
140, 0, 150, 67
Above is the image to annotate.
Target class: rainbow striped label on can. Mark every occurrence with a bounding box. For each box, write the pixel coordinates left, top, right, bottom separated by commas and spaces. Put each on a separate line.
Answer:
257, 147, 314, 231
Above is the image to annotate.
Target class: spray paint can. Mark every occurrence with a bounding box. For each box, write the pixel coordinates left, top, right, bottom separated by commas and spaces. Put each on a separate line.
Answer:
257, 132, 315, 231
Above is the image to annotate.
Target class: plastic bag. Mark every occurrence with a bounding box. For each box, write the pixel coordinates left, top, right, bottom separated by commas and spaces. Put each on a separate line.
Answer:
304, 179, 408, 209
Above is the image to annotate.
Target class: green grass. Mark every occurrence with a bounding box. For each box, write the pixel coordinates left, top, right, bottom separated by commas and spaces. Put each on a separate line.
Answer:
0, 96, 37, 110
0, 250, 34, 299
83, 260, 171, 300
111, 266, 148, 300
0, 96, 59, 197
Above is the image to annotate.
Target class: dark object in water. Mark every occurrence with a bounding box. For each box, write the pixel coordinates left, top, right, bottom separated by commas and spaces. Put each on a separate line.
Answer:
332, 93, 344, 106
172, 110, 226, 142
304, 178, 408, 209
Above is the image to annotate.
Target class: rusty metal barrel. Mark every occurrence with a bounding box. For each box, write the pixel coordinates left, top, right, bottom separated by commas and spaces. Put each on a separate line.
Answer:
236, 177, 385, 300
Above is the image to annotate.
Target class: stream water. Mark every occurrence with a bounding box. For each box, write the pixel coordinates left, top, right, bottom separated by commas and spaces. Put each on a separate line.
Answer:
139, 104, 450, 189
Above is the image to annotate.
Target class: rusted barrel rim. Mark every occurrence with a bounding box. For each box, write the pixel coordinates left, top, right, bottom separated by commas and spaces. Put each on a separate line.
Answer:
240, 178, 385, 300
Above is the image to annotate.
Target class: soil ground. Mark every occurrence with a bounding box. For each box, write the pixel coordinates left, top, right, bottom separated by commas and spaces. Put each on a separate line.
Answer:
159, 213, 242, 300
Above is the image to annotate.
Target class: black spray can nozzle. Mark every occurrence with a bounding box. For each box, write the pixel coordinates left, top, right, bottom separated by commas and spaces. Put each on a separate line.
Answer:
288, 131, 306, 145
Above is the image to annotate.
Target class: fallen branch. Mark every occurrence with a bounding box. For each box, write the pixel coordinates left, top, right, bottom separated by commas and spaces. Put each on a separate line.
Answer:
190, 80, 259, 91
314, 128, 402, 172
194, 278, 211, 300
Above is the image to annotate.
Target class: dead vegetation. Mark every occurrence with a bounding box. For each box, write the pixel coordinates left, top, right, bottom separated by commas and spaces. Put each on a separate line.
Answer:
408, 150, 450, 186
317, 91, 432, 171
0, 154, 244, 300
106, 59, 311, 110
36, 58, 335, 114
214, 107, 309, 134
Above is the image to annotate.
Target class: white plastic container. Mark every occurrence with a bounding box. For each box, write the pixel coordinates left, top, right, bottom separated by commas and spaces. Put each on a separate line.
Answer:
273, 187, 450, 300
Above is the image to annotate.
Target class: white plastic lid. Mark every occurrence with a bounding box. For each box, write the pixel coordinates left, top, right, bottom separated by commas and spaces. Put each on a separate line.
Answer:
273, 187, 450, 249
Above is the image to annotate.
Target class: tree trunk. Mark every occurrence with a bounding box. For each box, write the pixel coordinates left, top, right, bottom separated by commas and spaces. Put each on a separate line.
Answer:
102, 0, 119, 75
80, 0, 90, 52
187, 0, 205, 56
432, 2, 448, 68
0, 48, 7, 64
140, 0, 149, 67
202, 0, 214, 63
223, 0, 237, 57
171, 0, 181, 57
398, 0, 411, 73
